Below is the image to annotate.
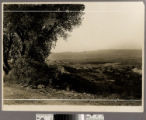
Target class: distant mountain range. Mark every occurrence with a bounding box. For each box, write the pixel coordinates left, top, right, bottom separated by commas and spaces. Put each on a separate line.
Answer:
48, 49, 142, 65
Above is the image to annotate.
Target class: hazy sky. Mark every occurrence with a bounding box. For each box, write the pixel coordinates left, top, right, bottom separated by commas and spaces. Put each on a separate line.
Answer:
52, 2, 144, 53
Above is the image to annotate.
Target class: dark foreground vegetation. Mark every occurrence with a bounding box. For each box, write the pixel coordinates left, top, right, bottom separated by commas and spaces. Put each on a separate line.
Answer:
4, 50, 142, 102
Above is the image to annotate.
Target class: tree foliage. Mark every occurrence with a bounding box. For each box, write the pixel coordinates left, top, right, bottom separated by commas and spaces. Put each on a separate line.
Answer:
3, 4, 85, 74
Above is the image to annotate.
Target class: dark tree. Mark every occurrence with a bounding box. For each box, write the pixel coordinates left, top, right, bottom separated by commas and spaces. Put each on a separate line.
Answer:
3, 4, 85, 74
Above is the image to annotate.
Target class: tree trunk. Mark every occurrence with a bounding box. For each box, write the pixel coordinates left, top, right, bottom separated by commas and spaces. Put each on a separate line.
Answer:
21, 43, 26, 56
3, 57, 11, 74
3, 66, 9, 75
3, 33, 14, 74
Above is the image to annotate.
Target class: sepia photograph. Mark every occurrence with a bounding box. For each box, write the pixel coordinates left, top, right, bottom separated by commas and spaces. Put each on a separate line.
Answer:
2, 2, 144, 112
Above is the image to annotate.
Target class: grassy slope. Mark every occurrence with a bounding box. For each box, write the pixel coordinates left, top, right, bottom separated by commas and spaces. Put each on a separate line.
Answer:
4, 83, 141, 105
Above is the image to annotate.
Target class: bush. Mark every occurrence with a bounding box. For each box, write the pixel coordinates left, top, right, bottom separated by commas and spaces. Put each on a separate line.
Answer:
5, 57, 58, 87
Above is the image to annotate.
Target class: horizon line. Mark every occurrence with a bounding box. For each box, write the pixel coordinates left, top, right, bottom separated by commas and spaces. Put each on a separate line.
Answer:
51, 48, 142, 53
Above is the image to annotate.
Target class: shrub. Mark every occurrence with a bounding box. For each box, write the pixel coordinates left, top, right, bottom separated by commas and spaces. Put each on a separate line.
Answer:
5, 57, 58, 87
